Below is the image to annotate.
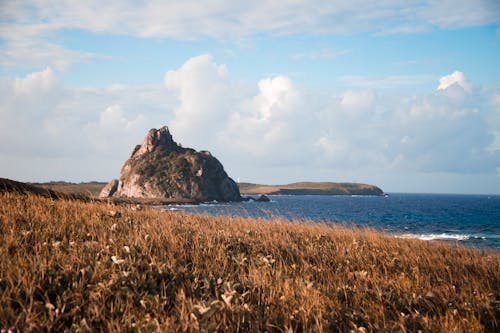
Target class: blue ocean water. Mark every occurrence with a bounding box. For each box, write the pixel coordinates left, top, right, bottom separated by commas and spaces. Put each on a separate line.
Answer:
165, 194, 500, 249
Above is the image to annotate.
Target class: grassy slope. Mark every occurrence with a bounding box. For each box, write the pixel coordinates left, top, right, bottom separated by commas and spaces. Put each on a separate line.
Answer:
1, 178, 197, 205
238, 182, 384, 196
0, 178, 92, 201
0, 192, 498, 332
31, 181, 107, 197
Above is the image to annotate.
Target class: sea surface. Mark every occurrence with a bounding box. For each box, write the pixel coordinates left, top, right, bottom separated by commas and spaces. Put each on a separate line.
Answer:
163, 193, 500, 249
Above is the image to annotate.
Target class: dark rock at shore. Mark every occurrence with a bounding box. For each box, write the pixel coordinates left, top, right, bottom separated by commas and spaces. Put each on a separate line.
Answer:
241, 194, 271, 202
255, 194, 270, 202
100, 126, 241, 202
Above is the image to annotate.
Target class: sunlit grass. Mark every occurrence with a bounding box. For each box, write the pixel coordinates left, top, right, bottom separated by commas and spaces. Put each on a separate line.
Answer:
0, 192, 498, 332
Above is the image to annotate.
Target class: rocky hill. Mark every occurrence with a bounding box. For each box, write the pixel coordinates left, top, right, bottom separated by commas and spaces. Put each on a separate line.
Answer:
100, 126, 241, 202
239, 182, 384, 196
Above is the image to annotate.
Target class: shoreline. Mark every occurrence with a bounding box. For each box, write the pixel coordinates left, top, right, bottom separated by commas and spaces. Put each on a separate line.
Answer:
2, 178, 498, 249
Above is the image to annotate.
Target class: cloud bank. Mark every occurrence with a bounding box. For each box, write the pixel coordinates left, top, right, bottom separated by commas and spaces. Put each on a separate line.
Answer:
0, 56, 499, 193
163, 56, 500, 186
0, 68, 174, 180
1, 1, 499, 69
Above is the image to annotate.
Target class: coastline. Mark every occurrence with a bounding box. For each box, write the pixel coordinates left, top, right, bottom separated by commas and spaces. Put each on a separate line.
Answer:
168, 193, 500, 250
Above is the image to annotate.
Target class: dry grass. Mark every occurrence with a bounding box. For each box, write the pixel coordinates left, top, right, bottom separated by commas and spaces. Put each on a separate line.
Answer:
30, 181, 107, 198
0, 192, 498, 332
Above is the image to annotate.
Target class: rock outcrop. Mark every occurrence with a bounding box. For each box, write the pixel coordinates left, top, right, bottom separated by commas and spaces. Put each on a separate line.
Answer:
100, 126, 241, 202
99, 179, 119, 198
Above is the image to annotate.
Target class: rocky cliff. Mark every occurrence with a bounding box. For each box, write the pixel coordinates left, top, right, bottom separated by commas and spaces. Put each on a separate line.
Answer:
100, 126, 241, 202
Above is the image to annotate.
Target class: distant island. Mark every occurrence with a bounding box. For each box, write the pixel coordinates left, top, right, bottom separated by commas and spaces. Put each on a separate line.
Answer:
21, 126, 385, 200
239, 181, 384, 196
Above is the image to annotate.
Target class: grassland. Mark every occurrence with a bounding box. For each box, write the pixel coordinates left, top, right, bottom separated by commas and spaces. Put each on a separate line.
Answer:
0, 192, 498, 332
238, 182, 384, 196
30, 181, 107, 198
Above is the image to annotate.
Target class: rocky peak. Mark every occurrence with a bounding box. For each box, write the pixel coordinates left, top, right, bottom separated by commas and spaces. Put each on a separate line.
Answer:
131, 126, 177, 158
100, 125, 241, 202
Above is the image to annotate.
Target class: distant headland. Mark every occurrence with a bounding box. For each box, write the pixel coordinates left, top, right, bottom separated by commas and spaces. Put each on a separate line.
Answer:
239, 181, 384, 196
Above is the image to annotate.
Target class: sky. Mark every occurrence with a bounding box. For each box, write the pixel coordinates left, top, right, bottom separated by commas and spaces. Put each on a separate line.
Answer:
0, 1, 499, 194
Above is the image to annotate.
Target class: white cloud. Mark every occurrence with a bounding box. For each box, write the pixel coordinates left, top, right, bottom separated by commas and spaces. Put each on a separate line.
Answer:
253, 76, 300, 120
83, 105, 147, 154
13, 67, 59, 95
164, 55, 499, 179
1, 1, 499, 70
1, 55, 499, 192
0, 68, 175, 181
164, 54, 245, 148
418, 0, 500, 28
222, 75, 308, 163
340, 90, 374, 109
2, 1, 497, 38
437, 70, 471, 92
0, 39, 97, 71
0, 67, 63, 156
164, 55, 309, 163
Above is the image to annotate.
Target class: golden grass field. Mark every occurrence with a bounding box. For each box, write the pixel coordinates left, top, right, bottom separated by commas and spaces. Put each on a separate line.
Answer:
30, 181, 107, 198
0, 192, 498, 332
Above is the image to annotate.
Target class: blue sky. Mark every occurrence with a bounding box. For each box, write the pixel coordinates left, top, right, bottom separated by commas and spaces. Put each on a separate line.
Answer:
1, 1, 499, 194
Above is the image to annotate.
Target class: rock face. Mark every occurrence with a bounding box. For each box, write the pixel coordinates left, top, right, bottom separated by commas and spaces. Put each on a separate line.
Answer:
100, 126, 241, 202
99, 179, 119, 198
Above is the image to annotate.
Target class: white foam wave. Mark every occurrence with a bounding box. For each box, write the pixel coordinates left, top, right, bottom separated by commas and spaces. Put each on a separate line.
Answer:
397, 233, 471, 241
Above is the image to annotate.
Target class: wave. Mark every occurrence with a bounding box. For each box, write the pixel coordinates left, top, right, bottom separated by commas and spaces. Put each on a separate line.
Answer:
396, 233, 472, 241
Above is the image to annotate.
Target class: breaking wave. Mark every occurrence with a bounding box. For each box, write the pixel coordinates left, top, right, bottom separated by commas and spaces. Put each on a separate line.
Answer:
396, 233, 483, 241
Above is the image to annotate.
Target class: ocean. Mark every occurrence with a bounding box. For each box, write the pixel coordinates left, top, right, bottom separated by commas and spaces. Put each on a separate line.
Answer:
164, 193, 500, 249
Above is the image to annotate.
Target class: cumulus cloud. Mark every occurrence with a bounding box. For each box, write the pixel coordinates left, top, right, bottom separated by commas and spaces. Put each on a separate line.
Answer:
164, 56, 499, 180
0, 68, 174, 181
164, 54, 246, 148
1, 56, 499, 192
222, 75, 309, 163
437, 70, 471, 92
13, 67, 59, 94
164, 55, 309, 163
84, 105, 146, 154
0, 67, 63, 156
253, 76, 301, 120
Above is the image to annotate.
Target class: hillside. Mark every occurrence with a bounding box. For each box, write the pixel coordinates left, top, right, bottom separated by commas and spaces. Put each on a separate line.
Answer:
0, 191, 498, 332
0, 178, 91, 201
30, 181, 107, 197
239, 181, 384, 196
